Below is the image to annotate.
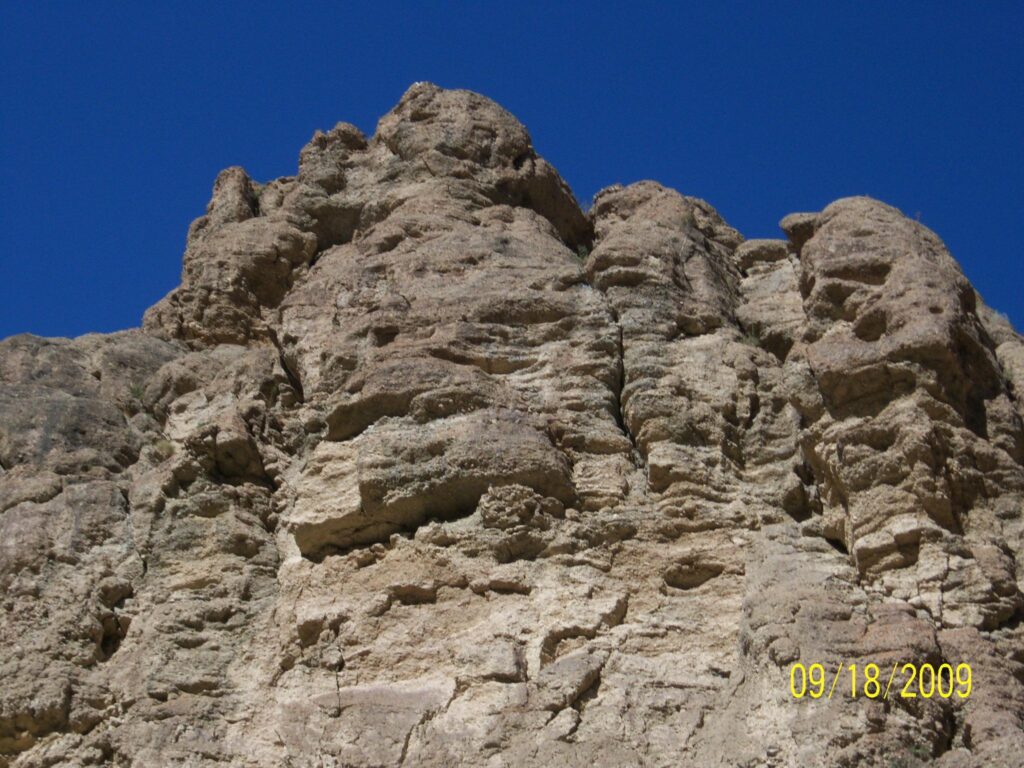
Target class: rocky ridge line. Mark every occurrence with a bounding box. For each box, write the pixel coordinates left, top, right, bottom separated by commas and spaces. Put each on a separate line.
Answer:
1, 83, 1023, 767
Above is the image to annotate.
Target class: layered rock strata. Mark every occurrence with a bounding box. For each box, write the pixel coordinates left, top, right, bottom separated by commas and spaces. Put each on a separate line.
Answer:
2, 83, 1023, 767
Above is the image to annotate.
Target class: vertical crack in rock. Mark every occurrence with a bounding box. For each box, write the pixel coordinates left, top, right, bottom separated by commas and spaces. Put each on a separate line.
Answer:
605, 303, 641, 469
584, 181, 766, 521
268, 327, 305, 404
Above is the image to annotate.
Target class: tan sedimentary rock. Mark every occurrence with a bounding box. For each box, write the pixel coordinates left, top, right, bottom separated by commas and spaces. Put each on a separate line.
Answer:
2, 83, 1022, 767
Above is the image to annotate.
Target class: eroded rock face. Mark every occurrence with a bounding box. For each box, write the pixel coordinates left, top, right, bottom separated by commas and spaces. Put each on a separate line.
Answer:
2, 83, 1023, 767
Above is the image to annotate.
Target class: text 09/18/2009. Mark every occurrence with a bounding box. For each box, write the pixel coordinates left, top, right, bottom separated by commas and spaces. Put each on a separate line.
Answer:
789, 662, 972, 701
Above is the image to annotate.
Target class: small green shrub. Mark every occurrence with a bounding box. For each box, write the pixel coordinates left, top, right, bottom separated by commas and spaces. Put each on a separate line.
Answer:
151, 439, 174, 462
739, 329, 761, 347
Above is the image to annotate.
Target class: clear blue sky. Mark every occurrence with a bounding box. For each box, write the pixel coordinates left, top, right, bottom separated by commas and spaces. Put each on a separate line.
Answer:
2, 2, 1021, 338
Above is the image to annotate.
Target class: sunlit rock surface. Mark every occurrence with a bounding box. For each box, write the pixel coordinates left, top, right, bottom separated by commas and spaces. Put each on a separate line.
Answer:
2, 84, 1023, 767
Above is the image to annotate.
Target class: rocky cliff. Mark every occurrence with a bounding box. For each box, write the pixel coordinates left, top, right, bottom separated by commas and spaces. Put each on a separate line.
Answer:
2, 83, 1023, 767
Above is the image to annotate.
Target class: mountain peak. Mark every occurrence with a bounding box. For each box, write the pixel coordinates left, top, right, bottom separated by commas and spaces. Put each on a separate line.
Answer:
3, 85, 1024, 767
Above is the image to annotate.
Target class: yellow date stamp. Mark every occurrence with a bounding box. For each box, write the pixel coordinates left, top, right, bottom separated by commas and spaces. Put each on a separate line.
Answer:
789, 662, 972, 700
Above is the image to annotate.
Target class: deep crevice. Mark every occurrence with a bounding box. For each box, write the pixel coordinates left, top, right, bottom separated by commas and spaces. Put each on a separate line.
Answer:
933, 703, 959, 758
577, 238, 645, 470
571, 672, 602, 715
99, 612, 127, 661
930, 636, 962, 758
268, 328, 305, 404
825, 535, 848, 556
993, 601, 1024, 633
607, 305, 643, 469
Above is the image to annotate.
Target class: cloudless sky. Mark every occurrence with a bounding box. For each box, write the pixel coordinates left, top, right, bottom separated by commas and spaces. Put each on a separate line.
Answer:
1, 1, 1021, 338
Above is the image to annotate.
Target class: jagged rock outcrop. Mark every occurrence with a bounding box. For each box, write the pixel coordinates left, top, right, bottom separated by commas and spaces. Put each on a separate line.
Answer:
2, 83, 1023, 767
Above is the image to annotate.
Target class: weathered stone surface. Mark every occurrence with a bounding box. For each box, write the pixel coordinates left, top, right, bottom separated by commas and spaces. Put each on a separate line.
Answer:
2, 84, 1023, 767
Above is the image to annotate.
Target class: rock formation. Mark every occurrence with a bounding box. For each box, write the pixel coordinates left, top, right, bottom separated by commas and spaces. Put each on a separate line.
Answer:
2, 83, 1023, 767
